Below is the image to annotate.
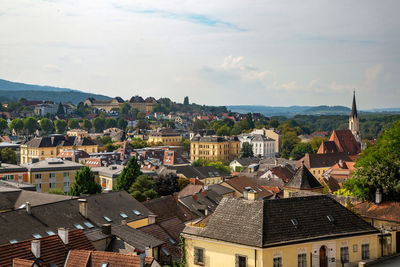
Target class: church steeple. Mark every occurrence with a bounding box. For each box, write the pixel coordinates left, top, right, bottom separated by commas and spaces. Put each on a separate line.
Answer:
349, 90, 361, 145
350, 89, 358, 118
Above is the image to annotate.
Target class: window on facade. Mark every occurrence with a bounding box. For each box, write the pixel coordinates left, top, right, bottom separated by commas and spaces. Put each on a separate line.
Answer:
64, 182, 69, 187
236, 255, 247, 267
313, 170, 315, 174
362, 244, 370, 260
41, 151, 44, 155
353, 244, 358, 252
50, 183, 56, 189
194, 247, 204, 265
298, 253, 306, 267
35, 174, 42, 180
18, 175, 22, 181
36, 184, 41, 190
50, 173, 56, 180
340, 247, 349, 263
64, 172, 69, 179
4, 175, 14, 180
273, 257, 282, 267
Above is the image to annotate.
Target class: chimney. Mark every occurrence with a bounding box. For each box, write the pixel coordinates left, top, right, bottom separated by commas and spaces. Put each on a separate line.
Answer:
31, 240, 40, 258
78, 199, 88, 218
0, 161, 2, 167
339, 160, 344, 168
58, 228, 69, 244
274, 159, 278, 166
101, 224, 111, 235
375, 188, 382, 205
145, 246, 152, 257
148, 214, 157, 225
121, 219, 127, 225
139, 253, 146, 267
26, 202, 31, 215
247, 189, 259, 201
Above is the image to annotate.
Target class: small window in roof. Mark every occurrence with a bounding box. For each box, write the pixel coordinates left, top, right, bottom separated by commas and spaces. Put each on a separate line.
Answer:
32, 233, 42, 239
104, 216, 112, 222
9, 240, 18, 244
101, 263, 109, 267
168, 237, 176, 244
46, 230, 55, 236
133, 210, 141, 216
327, 215, 335, 223
161, 248, 170, 256
84, 222, 94, 228
18, 204, 26, 209
120, 213, 128, 218
291, 219, 298, 226
74, 224, 84, 230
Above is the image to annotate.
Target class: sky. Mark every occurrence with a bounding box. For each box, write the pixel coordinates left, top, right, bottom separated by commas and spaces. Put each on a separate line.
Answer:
0, 0, 399, 109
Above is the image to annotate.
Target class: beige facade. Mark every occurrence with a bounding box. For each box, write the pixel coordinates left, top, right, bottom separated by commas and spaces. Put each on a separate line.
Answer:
148, 132, 182, 146
190, 136, 240, 162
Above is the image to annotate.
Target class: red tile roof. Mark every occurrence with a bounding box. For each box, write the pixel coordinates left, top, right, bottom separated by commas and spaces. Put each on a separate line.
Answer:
12, 258, 35, 267
224, 176, 273, 199
330, 130, 361, 155
0, 229, 94, 267
354, 201, 400, 223
65, 250, 155, 267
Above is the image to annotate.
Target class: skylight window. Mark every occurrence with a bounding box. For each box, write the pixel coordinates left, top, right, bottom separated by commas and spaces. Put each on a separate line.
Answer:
133, 210, 141, 216
32, 233, 42, 239
18, 204, 26, 209
46, 230, 55, 236
161, 248, 170, 256
101, 263, 109, 267
104, 216, 112, 222
168, 237, 176, 244
74, 224, 84, 230
291, 219, 298, 227
84, 222, 94, 228
120, 213, 128, 218
9, 240, 17, 244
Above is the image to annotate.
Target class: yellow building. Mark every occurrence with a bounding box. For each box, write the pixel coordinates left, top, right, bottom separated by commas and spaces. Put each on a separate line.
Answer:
129, 96, 157, 113
67, 129, 88, 138
84, 97, 125, 112
283, 164, 324, 198
20, 135, 99, 164
190, 136, 240, 162
148, 130, 182, 146
21, 158, 84, 193
92, 165, 124, 191
182, 196, 386, 267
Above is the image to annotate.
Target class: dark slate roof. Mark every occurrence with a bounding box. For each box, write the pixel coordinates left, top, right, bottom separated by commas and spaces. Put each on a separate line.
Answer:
24, 135, 96, 148
183, 196, 379, 248
143, 195, 200, 223
207, 184, 234, 196
300, 153, 352, 169
112, 224, 164, 251
233, 158, 260, 167
284, 165, 323, 189
168, 166, 228, 179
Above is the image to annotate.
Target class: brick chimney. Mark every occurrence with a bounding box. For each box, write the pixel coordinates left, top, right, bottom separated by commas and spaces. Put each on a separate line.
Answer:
58, 228, 69, 244
101, 224, 111, 235
31, 240, 40, 258
78, 199, 88, 218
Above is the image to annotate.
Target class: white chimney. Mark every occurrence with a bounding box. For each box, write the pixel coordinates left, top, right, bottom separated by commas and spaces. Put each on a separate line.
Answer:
375, 188, 382, 205
58, 228, 69, 244
148, 214, 157, 225
145, 246, 152, 257
31, 240, 40, 258
78, 199, 88, 218
26, 202, 31, 215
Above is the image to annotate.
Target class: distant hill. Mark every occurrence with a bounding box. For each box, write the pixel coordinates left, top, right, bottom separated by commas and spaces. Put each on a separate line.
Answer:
0, 78, 111, 104
302, 105, 350, 115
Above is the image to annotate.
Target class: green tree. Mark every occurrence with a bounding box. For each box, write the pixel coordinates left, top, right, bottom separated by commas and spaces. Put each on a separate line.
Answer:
68, 119, 80, 129
104, 143, 117, 152
0, 118, 8, 134
105, 118, 117, 129
82, 119, 92, 132
245, 113, 255, 130
49, 188, 65, 195
120, 102, 131, 116
56, 102, 65, 115
183, 96, 189, 105
1, 148, 17, 164
240, 142, 254, 158
129, 174, 158, 202
115, 156, 142, 191
192, 120, 208, 131
54, 120, 67, 134
180, 139, 191, 153
10, 118, 24, 135
40, 118, 54, 134
23, 117, 39, 135
93, 117, 105, 132
344, 121, 400, 201
117, 118, 128, 130
101, 135, 112, 145
178, 176, 190, 190
269, 119, 279, 128
281, 131, 300, 159
216, 125, 231, 136
69, 166, 102, 196
290, 142, 313, 160
309, 136, 328, 153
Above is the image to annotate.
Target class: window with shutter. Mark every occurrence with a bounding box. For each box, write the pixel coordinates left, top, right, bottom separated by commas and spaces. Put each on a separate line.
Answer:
235, 255, 247, 267
194, 247, 204, 266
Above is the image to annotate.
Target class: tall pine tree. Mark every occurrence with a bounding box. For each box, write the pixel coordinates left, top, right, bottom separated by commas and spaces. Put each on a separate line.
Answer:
69, 166, 102, 196
115, 156, 142, 191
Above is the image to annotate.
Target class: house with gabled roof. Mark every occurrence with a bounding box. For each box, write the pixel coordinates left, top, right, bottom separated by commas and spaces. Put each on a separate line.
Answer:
283, 164, 324, 198
182, 195, 382, 267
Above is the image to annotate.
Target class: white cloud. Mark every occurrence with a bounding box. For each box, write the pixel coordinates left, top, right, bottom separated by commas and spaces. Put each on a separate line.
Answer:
365, 64, 383, 87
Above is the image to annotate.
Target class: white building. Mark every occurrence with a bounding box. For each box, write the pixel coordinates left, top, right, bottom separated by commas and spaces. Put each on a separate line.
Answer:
239, 134, 276, 158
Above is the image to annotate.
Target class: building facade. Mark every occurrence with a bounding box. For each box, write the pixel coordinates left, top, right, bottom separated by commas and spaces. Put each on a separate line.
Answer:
190, 136, 240, 162
148, 130, 182, 146
251, 128, 281, 156
239, 134, 275, 158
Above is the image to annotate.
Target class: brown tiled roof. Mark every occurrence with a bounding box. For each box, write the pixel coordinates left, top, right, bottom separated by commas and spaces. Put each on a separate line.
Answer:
299, 153, 352, 169
270, 166, 294, 183
65, 250, 155, 267
354, 201, 400, 223
12, 258, 35, 267
0, 229, 94, 267
317, 141, 339, 154
177, 184, 203, 198
224, 176, 273, 199
330, 130, 361, 155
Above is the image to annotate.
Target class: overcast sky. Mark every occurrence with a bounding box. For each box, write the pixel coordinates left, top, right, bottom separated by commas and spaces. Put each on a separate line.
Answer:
0, 0, 399, 109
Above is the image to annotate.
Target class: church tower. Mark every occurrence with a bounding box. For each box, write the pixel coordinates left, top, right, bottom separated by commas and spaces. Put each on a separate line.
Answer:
349, 90, 361, 144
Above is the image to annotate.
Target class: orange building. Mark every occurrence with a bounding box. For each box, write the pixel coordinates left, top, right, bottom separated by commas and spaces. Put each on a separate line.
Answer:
0, 162, 28, 183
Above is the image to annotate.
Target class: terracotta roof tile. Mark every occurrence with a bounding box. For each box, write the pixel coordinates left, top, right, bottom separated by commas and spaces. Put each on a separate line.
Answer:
354, 201, 400, 223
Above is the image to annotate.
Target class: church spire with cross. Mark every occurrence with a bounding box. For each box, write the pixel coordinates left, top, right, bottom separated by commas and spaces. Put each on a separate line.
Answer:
349, 90, 361, 144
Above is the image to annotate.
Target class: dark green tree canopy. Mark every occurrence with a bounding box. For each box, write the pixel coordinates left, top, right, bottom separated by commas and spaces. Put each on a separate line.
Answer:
82, 119, 92, 132
23, 117, 39, 135
93, 117, 105, 133
68, 119, 80, 129
40, 118, 54, 134
115, 156, 142, 191
1, 148, 17, 164
69, 166, 102, 196
54, 120, 67, 134
240, 142, 254, 158
0, 118, 8, 134
290, 142, 313, 160
57, 102, 65, 115
10, 118, 24, 135
184, 96, 189, 105
129, 174, 157, 202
